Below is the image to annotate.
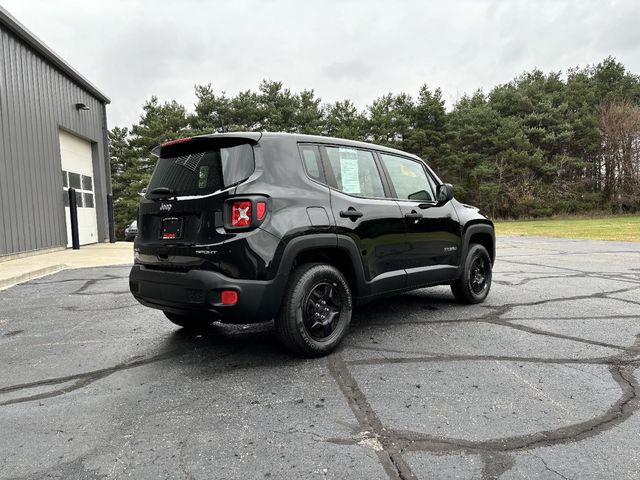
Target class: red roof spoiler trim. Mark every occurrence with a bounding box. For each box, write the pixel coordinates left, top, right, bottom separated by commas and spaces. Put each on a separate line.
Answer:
151, 133, 262, 157
161, 137, 192, 148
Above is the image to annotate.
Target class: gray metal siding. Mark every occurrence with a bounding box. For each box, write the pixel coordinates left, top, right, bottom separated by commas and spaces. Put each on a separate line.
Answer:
0, 25, 110, 256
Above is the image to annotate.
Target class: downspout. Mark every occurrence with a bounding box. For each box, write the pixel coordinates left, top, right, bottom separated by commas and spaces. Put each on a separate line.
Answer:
101, 102, 116, 243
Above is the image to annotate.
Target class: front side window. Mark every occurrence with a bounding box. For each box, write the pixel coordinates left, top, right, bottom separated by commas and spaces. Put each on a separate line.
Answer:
325, 147, 385, 198
147, 143, 254, 197
379, 153, 435, 201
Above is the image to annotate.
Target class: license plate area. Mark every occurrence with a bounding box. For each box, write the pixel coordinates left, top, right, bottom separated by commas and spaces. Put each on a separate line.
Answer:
160, 217, 183, 240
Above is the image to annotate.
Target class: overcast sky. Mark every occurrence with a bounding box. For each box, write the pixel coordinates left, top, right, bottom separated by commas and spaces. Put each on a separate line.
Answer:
3, 0, 639, 128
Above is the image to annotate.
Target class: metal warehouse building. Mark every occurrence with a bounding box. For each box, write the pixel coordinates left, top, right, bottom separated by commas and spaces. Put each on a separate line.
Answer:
0, 7, 113, 258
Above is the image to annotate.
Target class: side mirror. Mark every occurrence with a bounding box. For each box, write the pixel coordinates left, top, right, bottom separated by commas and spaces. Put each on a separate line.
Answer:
436, 183, 454, 204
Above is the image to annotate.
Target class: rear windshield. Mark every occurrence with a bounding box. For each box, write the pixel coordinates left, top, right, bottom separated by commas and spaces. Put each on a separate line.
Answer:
147, 143, 254, 197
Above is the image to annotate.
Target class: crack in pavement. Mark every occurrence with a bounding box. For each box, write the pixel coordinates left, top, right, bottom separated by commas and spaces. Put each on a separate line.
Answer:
3, 248, 640, 479
0, 342, 278, 407
389, 364, 637, 452
61, 303, 139, 312
327, 362, 638, 479
347, 354, 640, 367
326, 262, 640, 479
499, 285, 640, 308
29, 274, 128, 286
361, 282, 640, 328
485, 320, 626, 351
529, 452, 572, 480
0, 350, 181, 406
327, 353, 418, 480
498, 258, 640, 286
71, 277, 130, 296
493, 273, 583, 287
499, 250, 640, 258
352, 284, 640, 360
493, 315, 640, 321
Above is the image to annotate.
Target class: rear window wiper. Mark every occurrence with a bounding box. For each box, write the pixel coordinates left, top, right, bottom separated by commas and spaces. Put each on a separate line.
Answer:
148, 187, 177, 198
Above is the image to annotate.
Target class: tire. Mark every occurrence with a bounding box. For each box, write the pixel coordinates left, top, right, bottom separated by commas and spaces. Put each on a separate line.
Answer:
451, 243, 492, 304
275, 263, 353, 357
164, 311, 213, 330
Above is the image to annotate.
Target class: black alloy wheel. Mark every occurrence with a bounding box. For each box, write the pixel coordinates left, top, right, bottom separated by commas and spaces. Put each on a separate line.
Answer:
450, 243, 492, 304
303, 281, 343, 340
276, 263, 353, 357
469, 255, 489, 295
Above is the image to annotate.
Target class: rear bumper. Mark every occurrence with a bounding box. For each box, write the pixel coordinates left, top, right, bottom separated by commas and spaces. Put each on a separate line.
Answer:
129, 265, 285, 323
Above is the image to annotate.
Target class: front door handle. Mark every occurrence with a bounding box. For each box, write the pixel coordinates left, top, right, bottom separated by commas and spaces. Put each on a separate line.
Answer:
404, 211, 423, 220
340, 209, 364, 220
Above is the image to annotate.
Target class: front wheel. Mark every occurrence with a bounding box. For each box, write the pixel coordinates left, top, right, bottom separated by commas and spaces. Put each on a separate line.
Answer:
275, 263, 353, 357
164, 311, 213, 330
451, 243, 492, 304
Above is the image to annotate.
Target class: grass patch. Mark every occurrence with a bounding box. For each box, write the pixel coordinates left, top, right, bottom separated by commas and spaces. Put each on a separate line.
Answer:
495, 215, 640, 242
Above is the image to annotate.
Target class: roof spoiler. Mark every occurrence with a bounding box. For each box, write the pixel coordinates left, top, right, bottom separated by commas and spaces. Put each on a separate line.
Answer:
151, 132, 262, 157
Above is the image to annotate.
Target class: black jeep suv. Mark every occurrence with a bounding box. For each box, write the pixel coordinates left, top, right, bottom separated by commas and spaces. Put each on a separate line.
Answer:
129, 132, 494, 356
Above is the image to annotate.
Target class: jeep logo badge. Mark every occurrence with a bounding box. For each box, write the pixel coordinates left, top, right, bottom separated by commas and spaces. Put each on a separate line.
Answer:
159, 203, 172, 212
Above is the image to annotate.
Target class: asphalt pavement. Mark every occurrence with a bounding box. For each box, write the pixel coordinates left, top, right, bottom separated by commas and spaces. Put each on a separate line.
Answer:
1, 236, 639, 479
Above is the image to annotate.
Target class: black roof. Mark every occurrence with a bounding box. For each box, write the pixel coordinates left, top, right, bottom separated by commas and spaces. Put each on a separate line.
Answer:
190, 132, 424, 161
0, 6, 110, 104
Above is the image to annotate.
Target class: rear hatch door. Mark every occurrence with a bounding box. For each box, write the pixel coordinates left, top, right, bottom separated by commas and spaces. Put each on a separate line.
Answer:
136, 136, 257, 269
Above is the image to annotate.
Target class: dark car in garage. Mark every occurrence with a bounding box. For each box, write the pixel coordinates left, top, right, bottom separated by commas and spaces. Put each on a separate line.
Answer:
124, 221, 138, 242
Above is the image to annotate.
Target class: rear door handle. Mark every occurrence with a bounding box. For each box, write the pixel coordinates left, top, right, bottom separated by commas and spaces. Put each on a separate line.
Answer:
404, 211, 423, 220
340, 209, 364, 219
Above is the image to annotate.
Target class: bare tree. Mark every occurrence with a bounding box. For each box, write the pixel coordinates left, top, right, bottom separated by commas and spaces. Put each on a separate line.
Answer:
598, 101, 640, 205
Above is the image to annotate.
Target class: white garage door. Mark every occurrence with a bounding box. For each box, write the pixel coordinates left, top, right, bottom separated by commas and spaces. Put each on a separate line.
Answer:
59, 130, 98, 247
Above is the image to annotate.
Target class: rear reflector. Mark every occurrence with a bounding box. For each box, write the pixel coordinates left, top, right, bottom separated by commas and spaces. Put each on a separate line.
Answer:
231, 201, 252, 227
256, 201, 267, 220
221, 290, 238, 305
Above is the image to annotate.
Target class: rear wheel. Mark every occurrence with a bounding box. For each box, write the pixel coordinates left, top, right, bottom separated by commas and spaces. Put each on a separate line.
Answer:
451, 243, 492, 304
164, 311, 213, 330
275, 263, 352, 357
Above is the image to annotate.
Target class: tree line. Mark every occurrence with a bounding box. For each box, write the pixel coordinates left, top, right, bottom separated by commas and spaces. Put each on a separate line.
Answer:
110, 56, 640, 238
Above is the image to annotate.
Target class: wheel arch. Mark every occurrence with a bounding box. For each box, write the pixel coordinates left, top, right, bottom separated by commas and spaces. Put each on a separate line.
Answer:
456, 222, 495, 277
274, 234, 366, 298
468, 230, 495, 264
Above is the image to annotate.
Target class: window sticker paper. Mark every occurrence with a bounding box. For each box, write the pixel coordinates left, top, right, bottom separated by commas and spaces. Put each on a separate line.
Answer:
339, 148, 360, 194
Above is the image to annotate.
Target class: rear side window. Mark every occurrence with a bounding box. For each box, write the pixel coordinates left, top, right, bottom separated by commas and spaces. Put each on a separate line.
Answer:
299, 144, 325, 183
325, 147, 385, 198
147, 143, 254, 197
379, 153, 435, 201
